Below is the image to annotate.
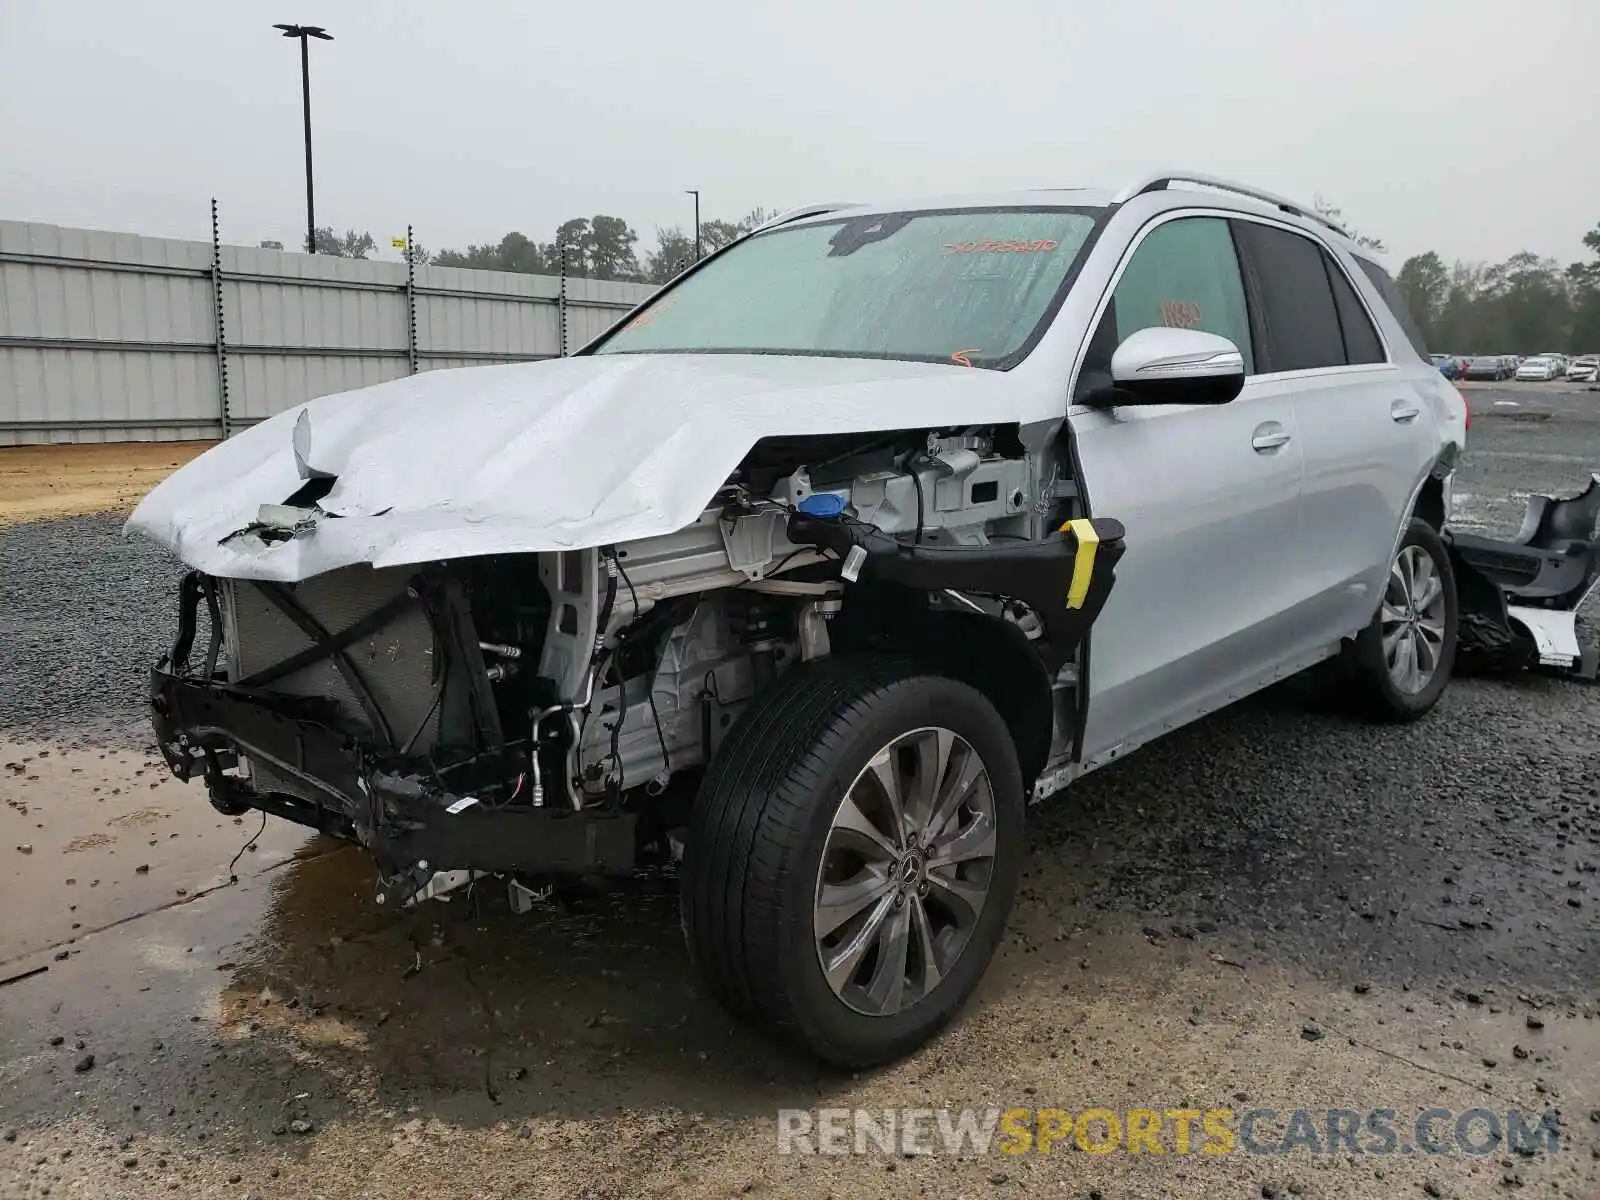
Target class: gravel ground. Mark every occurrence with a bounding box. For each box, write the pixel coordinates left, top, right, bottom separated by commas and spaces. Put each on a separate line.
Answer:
1045, 380, 1600, 1000
1, 384, 1598, 1199
0, 512, 183, 745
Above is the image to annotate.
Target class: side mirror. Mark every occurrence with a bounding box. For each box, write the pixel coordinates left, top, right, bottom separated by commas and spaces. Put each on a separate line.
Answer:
1093, 327, 1246, 407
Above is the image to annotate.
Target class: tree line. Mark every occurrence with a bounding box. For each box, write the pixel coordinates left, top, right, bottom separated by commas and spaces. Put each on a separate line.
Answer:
1396, 222, 1600, 354
273, 208, 772, 285
1230, 199, 1600, 355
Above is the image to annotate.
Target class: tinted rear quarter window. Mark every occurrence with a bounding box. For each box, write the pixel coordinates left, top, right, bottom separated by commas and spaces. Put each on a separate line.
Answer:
1324, 253, 1385, 364
1232, 222, 1345, 372
1354, 257, 1430, 359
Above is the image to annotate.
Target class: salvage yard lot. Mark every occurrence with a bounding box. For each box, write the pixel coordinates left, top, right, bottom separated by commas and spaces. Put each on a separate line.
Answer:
1, 390, 1597, 1200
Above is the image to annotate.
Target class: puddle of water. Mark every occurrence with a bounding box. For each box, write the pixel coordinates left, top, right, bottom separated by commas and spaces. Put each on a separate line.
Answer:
0, 739, 310, 963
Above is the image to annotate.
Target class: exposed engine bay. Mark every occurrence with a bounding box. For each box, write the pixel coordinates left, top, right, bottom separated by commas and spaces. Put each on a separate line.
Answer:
150, 424, 1125, 908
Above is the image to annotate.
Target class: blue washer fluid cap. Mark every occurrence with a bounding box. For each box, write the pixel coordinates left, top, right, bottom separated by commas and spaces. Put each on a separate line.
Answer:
796, 493, 846, 518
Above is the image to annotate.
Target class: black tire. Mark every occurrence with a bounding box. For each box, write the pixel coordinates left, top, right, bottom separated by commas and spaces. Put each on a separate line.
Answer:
1454, 609, 1535, 676
681, 658, 1025, 1068
1340, 518, 1458, 721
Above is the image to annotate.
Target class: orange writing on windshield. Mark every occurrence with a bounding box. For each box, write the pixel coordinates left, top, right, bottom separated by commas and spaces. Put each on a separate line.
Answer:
622, 299, 677, 331
944, 239, 1060, 255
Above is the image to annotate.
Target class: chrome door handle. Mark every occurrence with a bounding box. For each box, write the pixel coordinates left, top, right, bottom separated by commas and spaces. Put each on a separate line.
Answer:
1251, 424, 1291, 451
1391, 400, 1422, 423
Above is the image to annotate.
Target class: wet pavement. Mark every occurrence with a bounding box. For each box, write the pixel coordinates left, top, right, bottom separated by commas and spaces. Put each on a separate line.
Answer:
1, 385, 1598, 1199
0, 741, 308, 964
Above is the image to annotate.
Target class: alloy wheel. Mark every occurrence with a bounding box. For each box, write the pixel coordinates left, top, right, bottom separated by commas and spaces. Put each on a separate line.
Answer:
813, 727, 996, 1017
1383, 544, 1448, 693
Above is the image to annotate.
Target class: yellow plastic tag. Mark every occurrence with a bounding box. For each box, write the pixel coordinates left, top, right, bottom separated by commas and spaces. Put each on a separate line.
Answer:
1061, 519, 1100, 610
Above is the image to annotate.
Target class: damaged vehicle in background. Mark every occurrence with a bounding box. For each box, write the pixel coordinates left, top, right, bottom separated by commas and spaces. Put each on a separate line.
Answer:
1566, 355, 1599, 383
130, 171, 1466, 1067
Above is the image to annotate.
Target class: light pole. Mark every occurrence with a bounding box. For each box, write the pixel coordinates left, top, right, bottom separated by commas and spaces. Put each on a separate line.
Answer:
273, 23, 333, 254
686, 189, 701, 261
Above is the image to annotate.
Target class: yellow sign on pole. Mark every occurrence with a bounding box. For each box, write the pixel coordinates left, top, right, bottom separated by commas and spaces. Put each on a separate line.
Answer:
391, 236, 407, 250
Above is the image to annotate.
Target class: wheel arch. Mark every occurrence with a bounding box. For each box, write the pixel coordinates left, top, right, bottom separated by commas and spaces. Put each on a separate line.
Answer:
827, 584, 1057, 785
1413, 441, 1461, 532
1414, 475, 1447, 531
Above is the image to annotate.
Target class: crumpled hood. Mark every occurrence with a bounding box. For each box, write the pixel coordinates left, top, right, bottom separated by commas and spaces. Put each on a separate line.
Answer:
128, 353, 1032, 581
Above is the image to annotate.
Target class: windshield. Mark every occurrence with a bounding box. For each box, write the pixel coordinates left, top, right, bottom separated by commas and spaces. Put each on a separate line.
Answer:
593, 207, 1100, 369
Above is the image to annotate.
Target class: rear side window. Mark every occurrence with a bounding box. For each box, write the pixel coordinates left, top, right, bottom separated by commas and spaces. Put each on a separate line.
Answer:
1354, 257, 1430, 359
1324, 254, 1385, 364
1231, 222, 1344, 372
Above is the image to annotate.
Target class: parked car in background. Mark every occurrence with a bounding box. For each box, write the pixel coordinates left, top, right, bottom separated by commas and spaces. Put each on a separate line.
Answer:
1429, 354, 1465, 379
1516, 356, 1561, 381
1540, 352, 1569, 376
1464, 355, 1509, 380
1568, 355, 1599, 383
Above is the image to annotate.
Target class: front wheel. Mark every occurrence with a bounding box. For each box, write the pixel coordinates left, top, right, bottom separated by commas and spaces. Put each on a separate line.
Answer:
1339, 518, 1458, 721
681, 660, 1025, 1068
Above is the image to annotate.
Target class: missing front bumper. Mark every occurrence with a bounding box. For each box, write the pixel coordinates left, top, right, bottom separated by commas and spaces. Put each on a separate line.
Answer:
151, 612, 635, 907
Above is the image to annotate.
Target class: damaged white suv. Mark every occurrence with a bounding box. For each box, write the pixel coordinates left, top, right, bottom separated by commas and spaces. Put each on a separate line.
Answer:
131, 171, 1467, 1067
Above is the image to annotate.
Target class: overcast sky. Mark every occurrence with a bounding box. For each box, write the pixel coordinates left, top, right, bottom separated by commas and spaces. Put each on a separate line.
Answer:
2, 0, 1596, 267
